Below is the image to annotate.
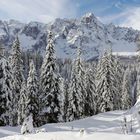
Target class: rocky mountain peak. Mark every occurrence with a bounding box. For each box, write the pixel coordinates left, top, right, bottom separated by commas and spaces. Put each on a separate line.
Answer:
0, 13, 139, 60
81, 13, 96, 23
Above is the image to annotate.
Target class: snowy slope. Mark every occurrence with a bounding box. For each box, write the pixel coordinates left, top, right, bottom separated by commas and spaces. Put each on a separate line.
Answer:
2, 131, 140, 140
0, 110, 140, 140
0, 13, 140, 60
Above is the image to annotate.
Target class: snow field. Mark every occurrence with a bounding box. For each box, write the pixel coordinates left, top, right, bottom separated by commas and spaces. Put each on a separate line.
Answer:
1, 110, 140, 140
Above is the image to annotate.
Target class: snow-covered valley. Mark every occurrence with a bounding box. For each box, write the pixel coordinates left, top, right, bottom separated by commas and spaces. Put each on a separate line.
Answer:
0, 110, 140, 140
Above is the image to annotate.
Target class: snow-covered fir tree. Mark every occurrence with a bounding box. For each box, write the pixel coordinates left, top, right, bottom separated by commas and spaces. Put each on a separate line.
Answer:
96, 48, 119, 113
130, 64, 137, 105
25, 60, 39, 126
63, 79, 69, 122
67, 62, 80, 121
58, 77, 65, 122
76, 48, 87, 117
96, 52, 112, 113
85, 63, 97, 116
137, 75, 140, 100
11, 37, 24, 125
121, 66, 132, 110
67, 48, 86, 121
108, 52, 122, 110
0, 46, 14, 126
137, 57, 140, 99
18, 81, 27, 125
40, 31, 62, 124
135, 38, 140, 102
114, 55, 123, 109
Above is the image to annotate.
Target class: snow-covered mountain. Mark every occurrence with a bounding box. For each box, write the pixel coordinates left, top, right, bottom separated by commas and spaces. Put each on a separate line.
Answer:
0, 13, 140, 60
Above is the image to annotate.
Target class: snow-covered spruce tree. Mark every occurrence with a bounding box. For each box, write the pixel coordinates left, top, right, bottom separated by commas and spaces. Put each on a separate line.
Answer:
134, 51, 140, 102
85, 63, 96, 116
105, 49, 121, 110
67, 48, 86, 121
114, 55, 123, 109
40, 31, 62, 124
0, 46, 14, 126
67, 62, 80, 121
130, 64, 137, 105
21, 114, 34, 134
96, 48, 119, 113
121, 66, 132, 110
18, 81, 27, 125
110, 54, 122, 110
63, 79, 69, 122
76, 48, 87, 117
11, 37, 24, 125
137, 67, 140, 100
58, 77, 65, 122
96, 51, 112, 113
23, 60, 39, 127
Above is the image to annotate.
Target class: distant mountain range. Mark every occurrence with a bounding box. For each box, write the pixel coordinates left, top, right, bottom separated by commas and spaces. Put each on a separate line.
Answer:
0, 13, 140, 60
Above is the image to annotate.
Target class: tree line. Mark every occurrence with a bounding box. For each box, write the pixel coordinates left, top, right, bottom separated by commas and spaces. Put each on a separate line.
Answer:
0, 31, 139, 127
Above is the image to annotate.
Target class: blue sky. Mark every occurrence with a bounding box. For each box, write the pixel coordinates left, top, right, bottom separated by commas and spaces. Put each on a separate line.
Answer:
0, 0, 140, 29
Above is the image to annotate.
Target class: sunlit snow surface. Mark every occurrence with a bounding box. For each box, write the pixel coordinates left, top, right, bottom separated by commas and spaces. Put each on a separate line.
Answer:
1, 110, 140, 140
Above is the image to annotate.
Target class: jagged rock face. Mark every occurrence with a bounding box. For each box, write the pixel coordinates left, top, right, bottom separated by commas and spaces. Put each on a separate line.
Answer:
0, 13, 140, 60
22, 25, 40, 39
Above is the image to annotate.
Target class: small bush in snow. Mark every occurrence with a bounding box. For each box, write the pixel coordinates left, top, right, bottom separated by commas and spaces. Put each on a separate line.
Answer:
121, 116, 128, 134
21, 115, 34, 134
36, 128, 46, 133
79, 128, 86, 137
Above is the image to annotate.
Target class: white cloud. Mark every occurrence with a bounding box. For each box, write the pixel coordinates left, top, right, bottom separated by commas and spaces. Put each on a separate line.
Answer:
1, 0, 140, 31
0, 0, 77, 23
100, 12, 129, 24
120, 8, 140, 30
101, 7, 140, 30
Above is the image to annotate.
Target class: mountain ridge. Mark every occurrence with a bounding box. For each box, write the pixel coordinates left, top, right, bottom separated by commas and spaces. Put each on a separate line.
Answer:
0, 13, 140, 60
